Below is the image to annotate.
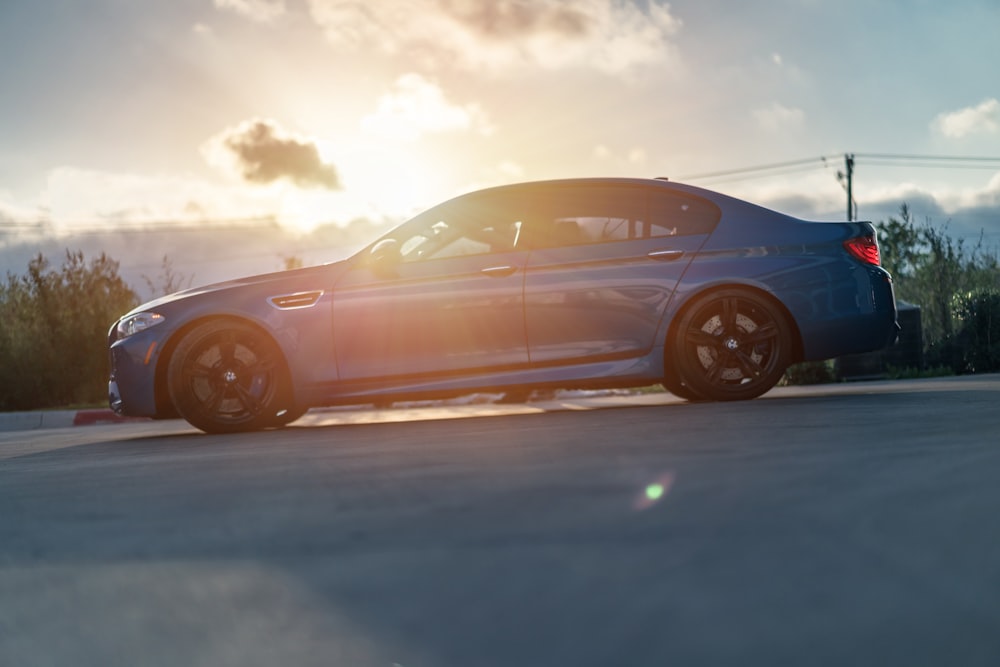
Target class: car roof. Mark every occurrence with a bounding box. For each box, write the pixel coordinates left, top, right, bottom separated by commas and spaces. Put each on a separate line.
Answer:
453, 177, 805, 225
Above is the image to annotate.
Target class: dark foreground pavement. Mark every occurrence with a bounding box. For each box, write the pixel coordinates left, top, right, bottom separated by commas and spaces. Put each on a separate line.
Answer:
2, 376, 999, 666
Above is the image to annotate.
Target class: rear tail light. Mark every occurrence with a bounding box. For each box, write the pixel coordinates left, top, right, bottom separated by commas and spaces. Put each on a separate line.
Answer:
844, 234, 881, 266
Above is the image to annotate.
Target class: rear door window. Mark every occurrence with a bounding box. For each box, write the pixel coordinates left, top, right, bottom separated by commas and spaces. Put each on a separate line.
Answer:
529, 185, 720, 249
649, 189, 721, 237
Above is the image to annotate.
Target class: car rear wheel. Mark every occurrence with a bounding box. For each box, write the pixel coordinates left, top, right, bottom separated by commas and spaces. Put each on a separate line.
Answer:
673, 289, 791, 401
167, 320, 294, 433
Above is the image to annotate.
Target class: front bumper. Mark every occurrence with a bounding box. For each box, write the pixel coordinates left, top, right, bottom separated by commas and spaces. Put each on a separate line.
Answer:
107, 329, 165, 418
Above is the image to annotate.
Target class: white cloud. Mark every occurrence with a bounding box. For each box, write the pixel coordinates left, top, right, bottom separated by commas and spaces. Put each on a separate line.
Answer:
593, 144, 648, 165
213, 0, 286, 22
933, 99, 1000, 138
306, 0, 681, 73
361, 73, 493, 141
752, 102, 805, 133
497, 161, 526, 179
20, 162, 426, 235
628, 148, 647, 164
717, 168, 1000, 245
0, 194, 44, 225
40, 167, 280, 229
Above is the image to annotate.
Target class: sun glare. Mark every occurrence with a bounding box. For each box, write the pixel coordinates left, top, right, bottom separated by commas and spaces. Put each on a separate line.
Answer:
281, 189, 339, 233
277, 149, 437, 235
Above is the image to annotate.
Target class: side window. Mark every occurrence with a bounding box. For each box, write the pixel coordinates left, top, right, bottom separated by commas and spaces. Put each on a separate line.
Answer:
538, 186, 648, 248
397, 196, 524, 262
649, 190, 721, 237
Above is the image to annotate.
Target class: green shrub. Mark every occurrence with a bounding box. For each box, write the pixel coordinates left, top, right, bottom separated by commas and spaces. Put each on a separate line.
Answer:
781, 360, 837, 386
950, 289, 1000, 373
0, 251, 138, 410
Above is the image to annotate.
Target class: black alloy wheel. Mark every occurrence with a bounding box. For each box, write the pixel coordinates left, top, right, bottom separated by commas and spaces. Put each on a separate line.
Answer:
167, 320, 295, 433
673, 289, 791, 401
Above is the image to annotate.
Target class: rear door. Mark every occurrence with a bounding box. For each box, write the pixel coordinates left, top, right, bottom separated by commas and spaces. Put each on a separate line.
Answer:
523, 184, 719, 365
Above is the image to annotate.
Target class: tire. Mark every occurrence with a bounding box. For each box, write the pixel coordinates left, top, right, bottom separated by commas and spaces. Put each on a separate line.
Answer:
672, 289, 791, 401
662, 363, 704, 401
267, 405, 308, 428
497, 389, 531, 404
167, 320, 294, 433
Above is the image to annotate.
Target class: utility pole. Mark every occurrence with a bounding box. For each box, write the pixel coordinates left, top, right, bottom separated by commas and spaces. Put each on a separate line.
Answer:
837, 153, 856, 221
844, 153, 855, 221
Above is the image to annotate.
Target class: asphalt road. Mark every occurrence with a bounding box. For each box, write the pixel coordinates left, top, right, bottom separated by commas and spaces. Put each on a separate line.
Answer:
2, 376, 999, 667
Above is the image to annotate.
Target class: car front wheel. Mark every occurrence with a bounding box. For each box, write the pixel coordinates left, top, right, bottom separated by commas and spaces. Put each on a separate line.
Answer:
672, 289, 791, 401
167, 320, 293, 433
662, 362, 704, 401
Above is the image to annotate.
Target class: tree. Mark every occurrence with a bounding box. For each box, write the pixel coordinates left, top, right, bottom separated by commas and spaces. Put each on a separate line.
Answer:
142, 255, 193, 298
281, 254, 304, 270
876, 203, 921, 282
0, 251, 138, 410
876, 205, 1000, 364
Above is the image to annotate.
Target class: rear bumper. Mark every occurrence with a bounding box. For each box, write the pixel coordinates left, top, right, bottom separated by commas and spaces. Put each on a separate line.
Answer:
800, 265, 898, 361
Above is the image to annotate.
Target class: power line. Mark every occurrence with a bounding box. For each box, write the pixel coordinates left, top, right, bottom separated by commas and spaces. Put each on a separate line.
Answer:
677, 153, 1000, 185
676, 153, 1000, 222
0, 216, 281, 235
859, 160, 1000, 170
856, 153, 1000, 164
676, 155, 839, 181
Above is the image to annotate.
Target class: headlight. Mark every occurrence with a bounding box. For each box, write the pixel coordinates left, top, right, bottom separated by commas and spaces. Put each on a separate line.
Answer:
116, 312, 165, 339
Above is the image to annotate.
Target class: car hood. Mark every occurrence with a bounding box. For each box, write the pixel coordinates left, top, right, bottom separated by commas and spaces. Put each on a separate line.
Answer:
127, 259, 353, 315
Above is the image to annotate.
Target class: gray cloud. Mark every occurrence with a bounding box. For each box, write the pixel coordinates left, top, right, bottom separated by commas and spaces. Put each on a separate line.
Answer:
208, 119, 340, 189
0, 217, 387, 301
758, 184, 1000, 250
306, 0, 681, 73
437, 0, 592, 39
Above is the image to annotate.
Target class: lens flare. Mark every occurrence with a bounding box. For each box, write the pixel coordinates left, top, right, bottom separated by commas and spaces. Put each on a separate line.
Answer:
633, 472, 676, 511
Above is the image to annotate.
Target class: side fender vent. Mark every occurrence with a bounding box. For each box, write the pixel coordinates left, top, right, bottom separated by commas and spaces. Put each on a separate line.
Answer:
268, 290, 324, 310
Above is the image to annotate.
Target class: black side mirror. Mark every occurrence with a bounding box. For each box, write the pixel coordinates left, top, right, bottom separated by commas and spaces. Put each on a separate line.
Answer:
368, 238, 402, 275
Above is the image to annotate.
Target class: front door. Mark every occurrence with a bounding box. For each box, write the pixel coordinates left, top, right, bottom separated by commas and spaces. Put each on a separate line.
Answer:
332, 193, 530, 380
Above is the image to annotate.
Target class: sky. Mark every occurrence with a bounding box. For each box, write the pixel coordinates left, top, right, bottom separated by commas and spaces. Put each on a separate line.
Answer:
1, 0, 999, 289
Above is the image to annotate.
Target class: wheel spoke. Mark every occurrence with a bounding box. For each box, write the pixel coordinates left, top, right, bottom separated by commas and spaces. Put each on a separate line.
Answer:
705, 350, 731, 383
734, 349, 763, 378
203, 386, 227, 415
185, 362, 212, 380
219, 334, 237, 366
245, 352, 276, 376
721, 298, 738, 333
685, 328, 719, 348
232, 382, 261, 415
744, 322, 778, 345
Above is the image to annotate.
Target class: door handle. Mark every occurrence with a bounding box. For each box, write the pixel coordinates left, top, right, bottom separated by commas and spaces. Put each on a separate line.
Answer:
647, 249, 684, 261
481, 265, 517, 277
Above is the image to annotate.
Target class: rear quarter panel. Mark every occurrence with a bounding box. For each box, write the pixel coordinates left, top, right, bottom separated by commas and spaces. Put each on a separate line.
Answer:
662, 194, 895, 361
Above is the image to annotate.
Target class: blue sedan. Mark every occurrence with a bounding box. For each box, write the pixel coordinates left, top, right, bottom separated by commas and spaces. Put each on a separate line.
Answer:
108, 178, 898, 433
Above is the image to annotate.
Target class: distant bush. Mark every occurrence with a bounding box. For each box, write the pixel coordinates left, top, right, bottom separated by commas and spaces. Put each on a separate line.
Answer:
0, 251, 138, 410
948, 289, 1000, 373
877, 205, 1000, 349
781, 360, 836, 386
884, 365, 953, 380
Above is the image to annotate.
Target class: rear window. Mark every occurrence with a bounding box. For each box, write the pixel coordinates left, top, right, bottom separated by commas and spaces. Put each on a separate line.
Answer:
530, 185, 720, 248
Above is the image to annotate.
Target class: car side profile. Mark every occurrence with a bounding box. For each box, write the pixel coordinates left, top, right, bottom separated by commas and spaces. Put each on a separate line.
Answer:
108, 178, 898, 433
